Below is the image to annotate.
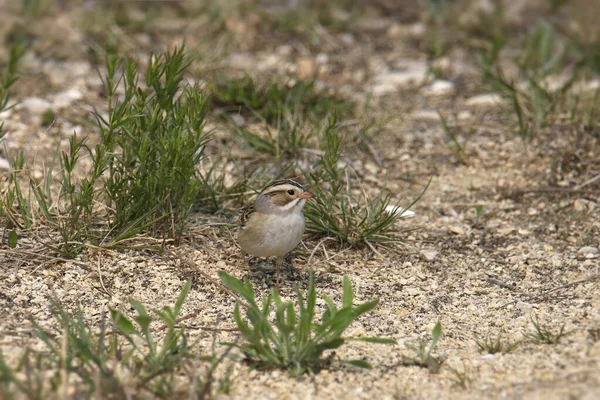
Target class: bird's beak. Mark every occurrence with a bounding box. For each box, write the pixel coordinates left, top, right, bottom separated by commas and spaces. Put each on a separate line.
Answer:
300, 191, 314, 199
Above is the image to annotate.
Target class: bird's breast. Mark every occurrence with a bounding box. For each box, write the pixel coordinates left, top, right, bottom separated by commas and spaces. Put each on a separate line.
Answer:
238, 212, 306, 257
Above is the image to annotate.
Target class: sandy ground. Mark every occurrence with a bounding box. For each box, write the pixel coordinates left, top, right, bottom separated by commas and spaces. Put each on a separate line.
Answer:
1, 1, 599, 399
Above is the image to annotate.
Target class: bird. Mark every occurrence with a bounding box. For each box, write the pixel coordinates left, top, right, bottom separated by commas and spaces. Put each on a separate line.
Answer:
237, 179, 314, 290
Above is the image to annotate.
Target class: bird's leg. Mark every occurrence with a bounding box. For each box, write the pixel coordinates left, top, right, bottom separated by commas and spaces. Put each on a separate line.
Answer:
275, 255, 283, 292
284, 252, 294, 268
237, 250, 247, 269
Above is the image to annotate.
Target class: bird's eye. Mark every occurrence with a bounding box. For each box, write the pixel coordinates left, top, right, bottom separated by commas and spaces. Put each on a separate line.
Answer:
287, 189, 295, 196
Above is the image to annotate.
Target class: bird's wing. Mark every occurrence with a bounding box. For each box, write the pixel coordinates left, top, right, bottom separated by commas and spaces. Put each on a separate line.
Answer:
238, 204, 255, 228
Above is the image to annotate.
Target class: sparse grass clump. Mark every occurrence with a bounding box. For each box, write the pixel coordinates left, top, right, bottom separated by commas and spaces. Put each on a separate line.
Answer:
477, 14, 600, 139
212, 76, 354, 161
524, 315, 572, 345
218, 271, 396, 376
261, 1, 363, 41
211, 76, 353, 124
230, 109, 320, 160
97, 48, 212, 240
438, 111, 471, 166
303, 116, 429, 248
31, 134, 99, 257
0, 282, 231, 399
3, 47, 219, 255
404, 322, 444, 373
448, 363, 472, 389
476, 333, 521, 354
1, 43, 29, 245
0, 43, 27, 140
422, 1, 600, 140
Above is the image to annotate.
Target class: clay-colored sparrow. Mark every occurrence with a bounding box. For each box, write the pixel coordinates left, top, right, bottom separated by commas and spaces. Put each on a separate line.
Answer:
238, 179, 314, 290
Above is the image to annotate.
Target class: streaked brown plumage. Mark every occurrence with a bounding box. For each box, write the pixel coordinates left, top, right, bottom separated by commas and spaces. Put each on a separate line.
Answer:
238, 179, 313, 290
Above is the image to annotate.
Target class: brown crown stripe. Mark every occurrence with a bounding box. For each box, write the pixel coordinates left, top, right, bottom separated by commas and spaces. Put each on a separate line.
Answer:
262, 179, 305, 192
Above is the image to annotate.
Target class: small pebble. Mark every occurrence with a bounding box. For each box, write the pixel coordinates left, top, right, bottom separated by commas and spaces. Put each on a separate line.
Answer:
18, 97, 52, 114
578, 246, 598, 255
465, 94, 505, 107
0, 157, 9, 170
423, 80, 455, 96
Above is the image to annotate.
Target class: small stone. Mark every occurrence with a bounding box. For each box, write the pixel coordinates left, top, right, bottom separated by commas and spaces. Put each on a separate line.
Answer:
578, 246, 598, 255
18, 97, 52, 114
316, 53, 328, 65
573, 79, 600, 94
574, 198, 594, 212
52, 89, 83, 109
341, 33, 355, 44
372, 83, 397, 95
385, 204, 415, 218
527, 208, 539, 216
465, 94, 505, 107
420, 250, 439, 262
457, 111, 473, 120
411, 109, 441, 121
276, 45, 292, 56
297, 56, 316, 80
229, 114, 245, 126
373, 61, 429, 91
0, 157, 9, 170
497, 227, 515, 235
423, 80, 455, 96
409, 23, 426, 37
227, 52, 254, 70
449, 226, 465, 235
387, 23, 403, 38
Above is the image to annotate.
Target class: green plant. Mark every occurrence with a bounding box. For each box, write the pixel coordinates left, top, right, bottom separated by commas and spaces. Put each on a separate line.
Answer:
404, 322, 444, 373
30, 134, 100, 257
259, 2, 364, 47
0, 282, 231, 399
3, 47, 221, 255
476, 18, 599, 140
0, 43, 27, 140
303, 116, 430, 247
448, 363, 471, 389
476, 333, 521, 354
1, 151, 32, 238
218, 271, 396, 376
19, 0, 49, 19
524, 315, 571, 345
230, 109, 320, 160
211, 76, 352, 125
109, 282, 194, 396
40, 108, 55, 127
97, 47, 212, 240
438, 111, 469, 165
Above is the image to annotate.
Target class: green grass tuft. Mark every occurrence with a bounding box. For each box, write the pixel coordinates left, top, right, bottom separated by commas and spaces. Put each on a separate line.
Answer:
218, 271, 396, 376
0, 43, 27, 141
0, 281, 232, 399
211, 76, 353, 125
524, 315, 572, 345
476, 332, 521, 354
404, 322, 444, 373
303, 116, 429, 247
97, 47, 212, 240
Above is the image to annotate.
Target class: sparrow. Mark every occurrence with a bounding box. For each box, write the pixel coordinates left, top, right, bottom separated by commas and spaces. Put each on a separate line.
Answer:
238, 179, 314, 290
